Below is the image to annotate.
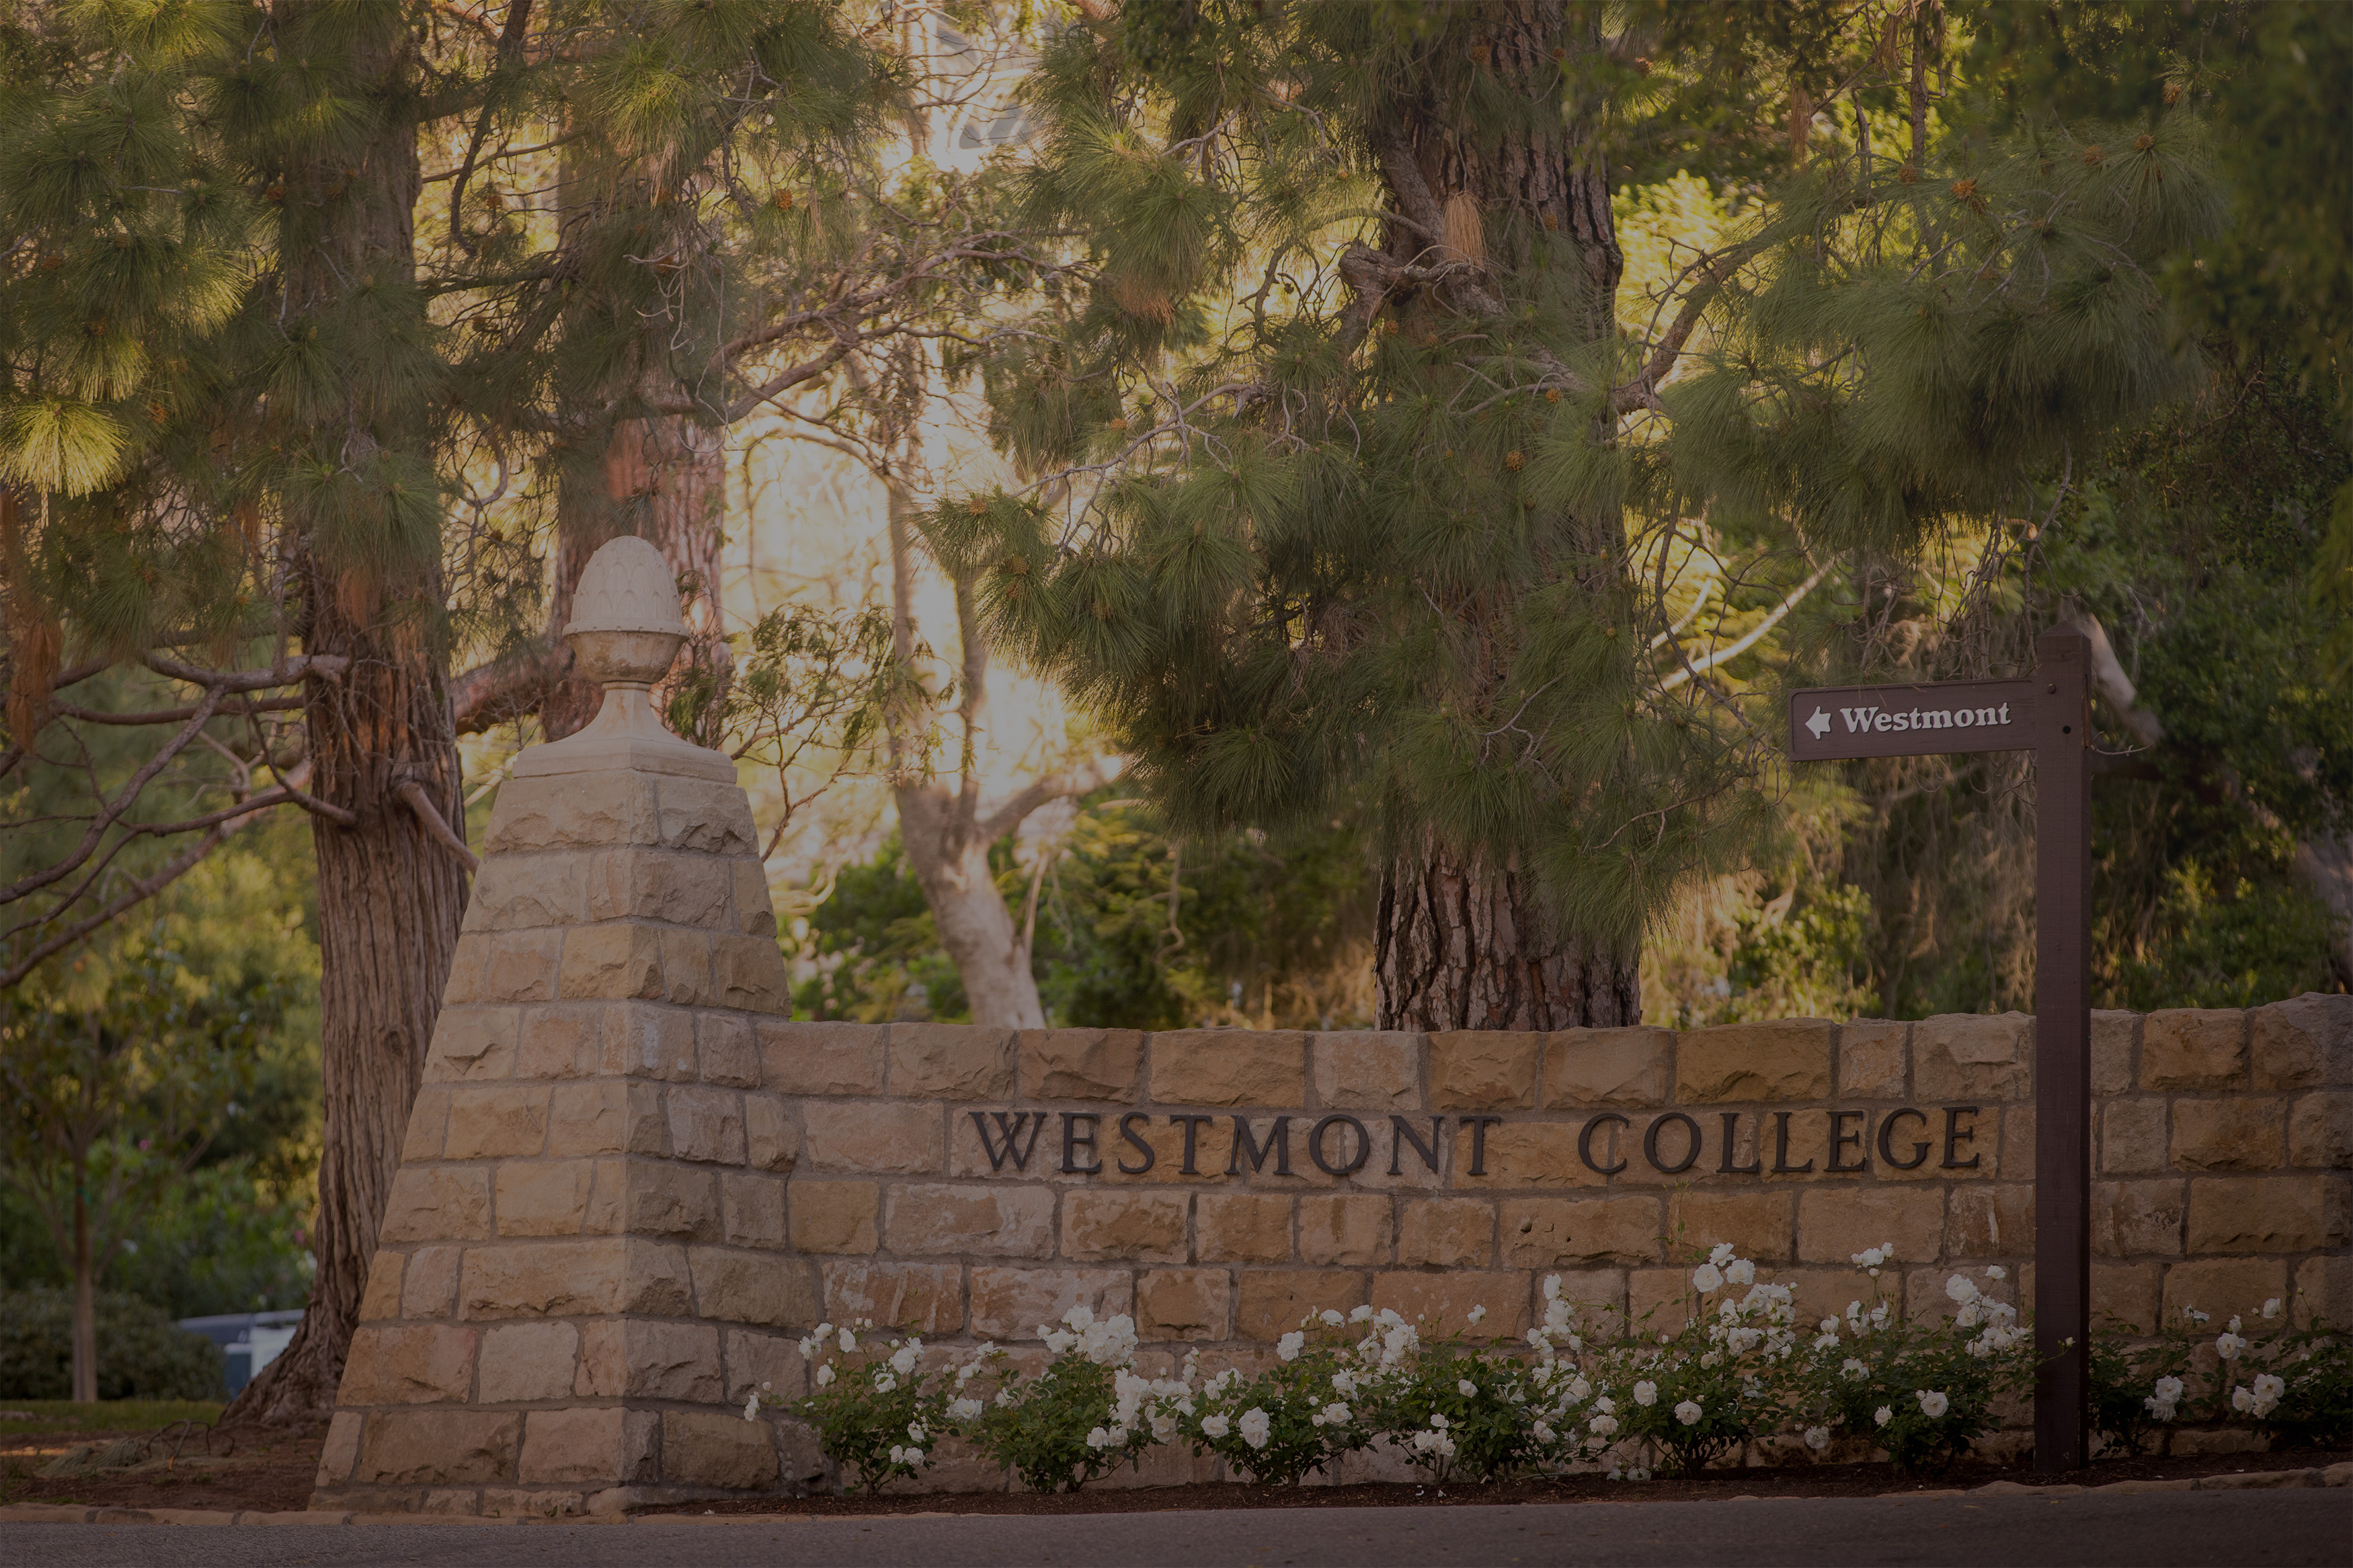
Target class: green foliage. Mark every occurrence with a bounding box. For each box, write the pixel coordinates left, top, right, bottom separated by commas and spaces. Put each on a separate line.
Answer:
2087, 1320, 2194, 1458
1179, 1318, 1372, 1485
784, 1320, 951, 1495
959, 1307, 1170, 1493
0, 1287, 223, 1402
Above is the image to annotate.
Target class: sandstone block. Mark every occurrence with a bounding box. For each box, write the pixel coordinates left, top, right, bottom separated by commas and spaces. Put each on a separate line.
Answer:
400, 1246, 463, 1319
1501, 1196, 1661, 1267
722, 1171, 788, 1249
2293, 1253, 2352, 1327
2003, 1104, 2032, 1183
1149, 1030, 1308, 1108
723, 1328, 805, 1403
584, 848, 729, 930
483, 773, 658, 854
653, 777, 758, 856
2170, 1098, 2285, 1171
789, 1182, 878, 1254
1235, 1269, 1365, 1340
573, 1319, 720, 1403
547, 1081, 666, 1157
621, 1159, 719, 1240
689, 1248, 817, 1328
2142, 1009, 2247, 1091
2251, 993, 2353, 1089
1298, 1194, 1390, 1266
1626, 1266, 1693, 1332
594, 1001, 698, 1082
1429, 1030, 1541, 1110
480, 932, 565, 1005
340, 1325, 477, 1405
1195, 1194, 1293, 1262
1482, 1121, 1603, 1190
1310, 1032, 1422, 1112
731, 860, 777, 937
381, 1167, 491, 1244
2092, 1180, 2185, 1257
1137, 1270, 1231, 1341
2091, 1012, 2137, 1096
883, 1183, 1055, 1258
822, 1262, 963, 1335
887, 1022, 1016, 1099
1396, 1199, 1494, 1268
657, 928, 715, 1006
1944, 1184, 2034, 1260
802, 1102, 942, 1174
1835, 1021, 1909, 1099
459, 1239, 691, 1319
1911, 1014, 2032, 1101
1020, 1028, 1144, 1102
2186, 1175, 2347, 1253
494, 1159, 598, 1237
477, 1321, 579, 1404
465, 856, 587, 932
403, 1086, 452, 1162
666, 1085, 747, 1165
1540, 1268, 1628, 1319
359, 1253, 404, 1322
1669, 1190, 1794, 1263
2091, 1262, 2162, 1335
557, 925, 662, 1003
445, 1085, 551, 1161
756, 1020, 886, 1096
317, 1411, 362, 1486
425, 1007, 519, 1083
1063, 1189, 1190, 1263
692, 1012, 760, 1088
516, 1007, 600, 1079
711, 936, 790, 1015
744, 1096, 800, 1173
442, 933, 492, 1005
518, 1407, 635, 1485
1369, 1272, 1530, 1337
1677, 1020, 1835, 1102
2162, 1257, 2288, 1325
354, 1411, 521, 1487
1547, 1027, 1673, 1107
969, 1267, 1133, 1339
1794, 1186, 1944, 1266
2289, 1092, 2353, 1168
663, 1411, 777, 1489
2099, 1098, 2168, 1175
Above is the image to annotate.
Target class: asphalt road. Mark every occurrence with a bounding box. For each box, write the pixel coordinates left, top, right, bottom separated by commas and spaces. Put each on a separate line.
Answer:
4, 1490, 2348, 1568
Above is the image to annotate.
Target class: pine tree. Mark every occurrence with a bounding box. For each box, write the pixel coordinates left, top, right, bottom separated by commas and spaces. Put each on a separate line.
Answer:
944, 1, 2227, 1030
0, 0, 942, 1417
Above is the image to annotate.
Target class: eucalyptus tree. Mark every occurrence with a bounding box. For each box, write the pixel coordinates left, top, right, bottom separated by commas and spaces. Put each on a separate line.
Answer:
943, 0, 2226, 1030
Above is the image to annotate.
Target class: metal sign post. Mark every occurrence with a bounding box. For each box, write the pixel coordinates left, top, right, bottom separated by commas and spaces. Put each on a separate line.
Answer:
1786, 623, 2091, 1473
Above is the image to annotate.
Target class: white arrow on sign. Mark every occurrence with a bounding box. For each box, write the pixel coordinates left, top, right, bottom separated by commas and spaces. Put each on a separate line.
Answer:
1804, 706, 1832, 739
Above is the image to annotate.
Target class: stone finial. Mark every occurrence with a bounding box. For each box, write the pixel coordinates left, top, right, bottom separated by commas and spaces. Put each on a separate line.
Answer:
513, 534, 733, 782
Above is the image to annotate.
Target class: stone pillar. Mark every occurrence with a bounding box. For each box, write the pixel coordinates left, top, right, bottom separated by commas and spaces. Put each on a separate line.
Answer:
313, 538, 816, 1517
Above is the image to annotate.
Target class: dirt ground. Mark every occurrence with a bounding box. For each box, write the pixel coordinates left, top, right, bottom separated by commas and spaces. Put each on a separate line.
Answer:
5, 1410, 2340, 1517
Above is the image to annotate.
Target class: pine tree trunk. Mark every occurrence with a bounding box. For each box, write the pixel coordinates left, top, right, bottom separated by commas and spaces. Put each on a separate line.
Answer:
1375, 847, 1638, 1030
225, 7, 467, 1424
71, 1176, 95, 1403
1368, 3, 1638, 1028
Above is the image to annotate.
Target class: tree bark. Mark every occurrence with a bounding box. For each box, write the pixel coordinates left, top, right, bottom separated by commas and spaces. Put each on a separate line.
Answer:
1375, 847, 1639, 1030
71, 1173, 95, 1403
1367, 3, 1638, 1028
225, 8, 467, 1426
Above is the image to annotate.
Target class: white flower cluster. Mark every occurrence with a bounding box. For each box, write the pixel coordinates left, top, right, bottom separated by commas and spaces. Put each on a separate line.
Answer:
2144, 1374, 2186, 1422
2230, 1373, 2286, 1418
1945, 1272, 2024, 1356
1851, 1242, 1897, 1277
1086, 1366, 1193, 1450
1916, 1389, 1950, 1419
1409, 1411, 1455, 1459
1039, 1303, 1138, 1366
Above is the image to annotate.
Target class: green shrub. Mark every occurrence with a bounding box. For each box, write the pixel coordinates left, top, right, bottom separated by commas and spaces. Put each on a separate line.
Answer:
1179, 1312, 1376, 1485
0, 1287, 224, 1401
962, 1306, 1181, 1493
755, 1320, 950, 1495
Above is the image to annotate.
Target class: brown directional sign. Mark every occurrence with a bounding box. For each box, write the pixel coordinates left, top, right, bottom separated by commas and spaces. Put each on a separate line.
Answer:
1784, 632, 2092, 1475
1786, 679, 2040, 760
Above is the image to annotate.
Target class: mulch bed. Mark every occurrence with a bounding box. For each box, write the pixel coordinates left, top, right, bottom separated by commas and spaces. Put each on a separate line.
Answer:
0, 1417, 327, 1516
645, 1446, 2352, 1516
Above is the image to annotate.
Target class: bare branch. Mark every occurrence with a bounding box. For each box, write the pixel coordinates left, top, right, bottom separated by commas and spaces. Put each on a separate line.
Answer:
398, 781, 481, 873
977, 753, 1128, 842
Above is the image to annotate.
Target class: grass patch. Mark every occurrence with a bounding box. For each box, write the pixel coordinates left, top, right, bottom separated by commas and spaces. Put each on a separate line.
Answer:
0, 1399, 225, 1436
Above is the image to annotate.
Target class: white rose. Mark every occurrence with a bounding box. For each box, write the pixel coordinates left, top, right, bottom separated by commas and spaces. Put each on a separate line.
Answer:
1320, 1309, 1343, 1327
2262, 1298, 2282, 1321
1673, 1400, 1704, 1426
1589, 1413, 1618, 1436
1804, 1426, 1830, 1450
1468, 1305, 1486, 1324
1238, 1408, 1272, 1450
873, 1374, 897, 1394
1277, 1331, 1306, 1362
814, 1363, 835, 1387
950, 1397, 982, 1421
1710, 1242, 1736, 1267
1874, 1405, 1893, 1428
1854, 1248, 1883, 1269
903, 1446, 924, 1464
1458, 1379, 1479, 1398
838, 1328, 857, 1354
2216, 1331, 2248, 1360
1322, 1403, 1351, 1426
1633, 1380, 1658, 1407
1200, 1413, 1230, 1439
1917, 1390, 1950, 1418
1985, 1265, 2007, 1280
1725, 1259, 1755, 1287
1945, 1275, 1979, 1305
